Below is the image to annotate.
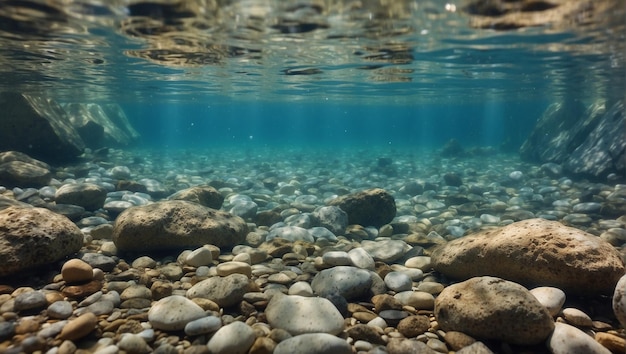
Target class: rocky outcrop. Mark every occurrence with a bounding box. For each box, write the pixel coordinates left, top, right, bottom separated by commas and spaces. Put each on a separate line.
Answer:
431, 218, 625, 295
520, 100, 625, 180
0, 206, 84, 277
112, 200, 248, 252
329, 188, 396, 228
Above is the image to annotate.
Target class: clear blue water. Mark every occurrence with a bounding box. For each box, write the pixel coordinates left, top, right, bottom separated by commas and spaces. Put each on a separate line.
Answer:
0, 0, 623, 152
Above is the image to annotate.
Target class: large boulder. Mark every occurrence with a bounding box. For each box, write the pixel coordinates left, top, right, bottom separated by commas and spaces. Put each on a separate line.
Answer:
328, 188, 396, 228
0, 206, 84, 277
0, 151, 51, 188
167, 185, 224, 209
520, 100, 625, 180
112, 200, 248, 252
434, 276, 554, 345
431, 218, 625, 295
0, 93, 85, 163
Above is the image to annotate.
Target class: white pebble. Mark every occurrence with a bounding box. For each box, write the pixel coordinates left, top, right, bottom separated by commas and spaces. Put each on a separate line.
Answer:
530, 287, 566, 317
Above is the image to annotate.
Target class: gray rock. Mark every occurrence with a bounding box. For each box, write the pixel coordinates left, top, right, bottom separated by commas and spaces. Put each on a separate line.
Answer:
347, 247, 375, 270
309, 227, 337, 241
109, 166, 131, 179
207, 321, 255, 354
547, 322, 611, 354
384, 272, 413, 292
148, 295, 206, 331
312, 206, 348, 235
81, 253, 116, 272
0, 206, 83, 277
112, 200, 248, 251
184, 316, 222, 336
187, 274, 252, 307
273, 333, 352, 354
266, 294, 345, 335
229, 200, 258, 220
266, 226, 314, 243
14, 291, 47, 312
435, 276, 554, 345
311, 266, 372, 300
117, 333, 151, 354
361, 239, 410, 263
55, 183, 107, 211
47, 300, 73, 319
530, 286, 566, 317
0, 160, 51, 189
329, 188, 396, 228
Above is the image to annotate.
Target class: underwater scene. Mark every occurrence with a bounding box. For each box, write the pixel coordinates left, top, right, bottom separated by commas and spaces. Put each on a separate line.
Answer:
0, 1, 625, 353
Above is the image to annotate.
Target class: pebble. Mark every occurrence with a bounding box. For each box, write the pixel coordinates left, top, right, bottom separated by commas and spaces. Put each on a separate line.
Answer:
311, 266, 372, 300
14, 291, 47, 312
548, 322, 611, 354
361, 240, 409, 262
384, 271, 413, 292
613, 274, 626, 328
394, 291, 435, 310
347, 247, 375, 270
117, 333, 151, 354
322, 251, 353, 266
148, 295, 206, 331
562, 307, 593, 327
185, 246, 213, 267
207, 321, 256, 354
530, 286, 566, 317
216, 261, 252, 278
47, 300, 73, 319
266, 294, 344, 335
58, 312, 98, 341
273, 333, 352, 354
288, 281, 314, 296
404, 256, 431, 271
184, 316, 222, 336
61, 259, 94, 283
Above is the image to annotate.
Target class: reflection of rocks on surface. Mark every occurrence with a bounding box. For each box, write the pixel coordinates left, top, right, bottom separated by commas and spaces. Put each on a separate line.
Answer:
432, 218, 625, 295
0, 206, 83, 277
0, 93, 139, 163
521, 100, 625, 180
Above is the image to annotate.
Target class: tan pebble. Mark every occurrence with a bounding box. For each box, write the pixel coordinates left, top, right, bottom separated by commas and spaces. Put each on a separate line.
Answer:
92, 268, 105, 281
595, 332, 626, 353
248, 337, 276, 354
216, 261, 252, 278
353, 311, 377, 323
11, 287, 35, 296
58, 312, 98, 341
58, 340, 77, 354
62, 259, 94, 284
45, 291, 65, 304
15, 317, 41, 334
562, 308, 593, 327
151, 281, 173, 300
191, 298, 220, 312
397, 315, 430, 338
232, 252, 252, 264
443, 331, 476, 351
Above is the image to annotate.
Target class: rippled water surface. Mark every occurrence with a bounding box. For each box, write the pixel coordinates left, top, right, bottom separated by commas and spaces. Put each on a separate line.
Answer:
0, 0, 624, 104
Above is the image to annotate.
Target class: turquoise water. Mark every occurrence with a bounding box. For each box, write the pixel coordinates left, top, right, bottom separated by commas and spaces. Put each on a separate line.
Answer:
0, 0, 624, 151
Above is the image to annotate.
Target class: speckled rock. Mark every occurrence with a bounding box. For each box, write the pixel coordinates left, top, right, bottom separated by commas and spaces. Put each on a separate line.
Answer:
112, 200, 248, 251
312, 206, 348, 235
434, 276, 554, 345
187, 273, 253, 307
266, 294, 345, 335
329, 188, 396, 227
207, 321, 255, 354
168, 185, 224, 209
0, 157, 51, 188
311, 266, 372, 300
0, 206, 83, 277
148, 295, 206, 331
612, 274, 626, 328
55, 183, 107, 211
548, 322, 611, 354
273, 333, 352, 354
432, 218, 625, 295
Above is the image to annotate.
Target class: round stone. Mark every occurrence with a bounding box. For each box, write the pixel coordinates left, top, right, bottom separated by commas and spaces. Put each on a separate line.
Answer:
266, 294, 344, 335
347, 247, 375, 270
62, 259, 94, 284
185, 247, 213, 267
184, 316, 222, 336
397, 315, 430, 337
207, 321, 255, 354
613, 274, 626, 328
562, 308, 593, 327
530, 286, 566, 317
322, 251, 353, 267
148, 295, 206, 331
311, 266, 372, 300
216, 261, 252, 278
14, 291, 47, 312
548, 322, 612, 354
394, 291, 435, 310
384, 272, 412, 292
58, 312, 98, 341
47, 300, 73, 319
288, 281, 314, 297
273, 333, 352, 354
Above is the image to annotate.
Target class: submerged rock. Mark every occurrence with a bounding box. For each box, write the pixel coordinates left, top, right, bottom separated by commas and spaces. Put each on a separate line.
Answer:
434, 276, 554, 345
329, 188, 396, 228
112, 200, 248, 252
168, 185, 224, 209
431, 218, 625, 295
0, 151, 52, 188
0, 206, 83, 277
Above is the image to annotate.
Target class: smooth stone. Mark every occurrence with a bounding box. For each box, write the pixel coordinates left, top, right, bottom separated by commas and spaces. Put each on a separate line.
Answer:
37, 320, 66, 339
232, 252, 251, 264
55, 183, 107, 210
613, 274, 626, 328
148, 295, 206, 331
47, 300, 73, 319
288, 281, 314, 297
328, 188, 396, 228
396, 315, 430, 337
266, 226, 314, 243
367, 316, 387, 329
562, 308, 593, 327
384, 272, 413, 292
347, 247, 375, 270
77, 300, 114, 316
216, 261, 252, 278
345, 324, 385, 345
548, 322, 611, 354
394, 291, 435, 310
184, 316, 222, 336
595, 332, 626, 354
434, 276, 554, 345
120, 285, 152, 301
185, 246, 213, 267
81, 253, 116, 272
118, 333, 151, 354
415, 281, 444, 294
14, 291, 47, 312
187, 273, 253, 307
443, 331, 477, 351
322, 251, 353, 266
132, 256, 157, 269
273, 333, 352, 354
311, 206, 348, 235
266, 294, 344, 335
530, 286, 566, 317
361, 240, 410, 263
58, 312, 98, 341
207, 321, 255, 354
431, 218, 625, 295
311, 266, 372, 300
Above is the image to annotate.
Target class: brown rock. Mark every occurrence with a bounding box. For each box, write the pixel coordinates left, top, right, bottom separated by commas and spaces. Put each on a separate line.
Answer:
55, 183, 107, 211
62, 280, 102, 299
61, 259, 94, 284
444, 331, 477, 351
329, 188, 396, 227
112, 200, 248, 252
345, 324, 386, 345
595, 332, 626, 353
434, 276, 554, 345
58, 312, 98, 341
249, 337, 277, 354
0, 161, 51, 189
396, 315, 430, 338
431, 218, 625, 295
168, 186, 224, 209
372, 294, 402, 313
0, 206, 83, 277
